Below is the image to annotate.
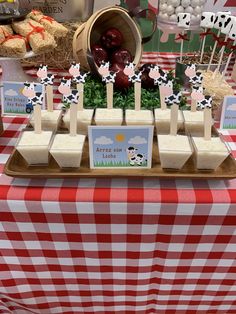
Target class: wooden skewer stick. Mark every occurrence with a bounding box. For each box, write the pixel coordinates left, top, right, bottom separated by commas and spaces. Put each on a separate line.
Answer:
160, 92, 167, 110
70, 102, 77, 137
34, 104, 42, 134
191, 99, 197, 112
106, 82, 113, 109
46, 85, 53, 112
77, 83, 84, 111
170, 104, 179, 136
207, 29, 221, 72
135, 81, 141, 111
204, 108, 212, 141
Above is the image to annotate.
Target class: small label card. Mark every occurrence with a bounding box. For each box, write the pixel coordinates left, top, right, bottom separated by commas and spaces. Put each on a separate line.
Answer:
1, 81, 45, 115
88, 126, 154, 169
220, 96, 236, 130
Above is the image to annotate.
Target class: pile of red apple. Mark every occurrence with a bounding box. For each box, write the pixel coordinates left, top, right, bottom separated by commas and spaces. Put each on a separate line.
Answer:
91, 27, 134, 90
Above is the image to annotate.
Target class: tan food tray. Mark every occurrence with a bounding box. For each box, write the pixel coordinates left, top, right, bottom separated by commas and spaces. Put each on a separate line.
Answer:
4, 136, 236, 179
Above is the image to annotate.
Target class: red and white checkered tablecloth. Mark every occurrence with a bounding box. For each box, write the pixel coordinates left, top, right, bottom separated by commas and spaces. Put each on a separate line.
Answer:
1, 53, 236, 314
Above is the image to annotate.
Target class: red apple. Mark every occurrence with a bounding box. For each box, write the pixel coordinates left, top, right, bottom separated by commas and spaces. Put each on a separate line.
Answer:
111, 48, 133, 65
91, 44, 108, 66
140, 63, 156, 89
110, 63, 132, 90
101, 28, 123, 50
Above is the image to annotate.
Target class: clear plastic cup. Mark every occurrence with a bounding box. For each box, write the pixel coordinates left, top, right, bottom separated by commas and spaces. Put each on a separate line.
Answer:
192, 136, 230, 170
16, 130, 53, 165
95, 108, 123, 126
50, 133, 86, 168
63, 109, 94, 135
158, 134, 193, 169
30, 110, 62, 131
155, 108, 184, 134
125, 109, 154, 125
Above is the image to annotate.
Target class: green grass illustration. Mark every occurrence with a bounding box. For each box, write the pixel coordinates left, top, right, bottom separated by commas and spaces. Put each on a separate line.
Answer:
223, 124, 236, 129
94, 160, 148, 167
5, 109, 25, 114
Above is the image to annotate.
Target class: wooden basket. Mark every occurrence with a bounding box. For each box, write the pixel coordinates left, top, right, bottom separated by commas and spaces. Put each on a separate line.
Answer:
73, 6, 143, 72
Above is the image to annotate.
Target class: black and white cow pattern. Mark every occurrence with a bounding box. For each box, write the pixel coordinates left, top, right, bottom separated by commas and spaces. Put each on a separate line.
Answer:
23, 82, 43, 106
229, 18, 236, 41
59, 78, 79, 104
102, 71, 117, 84
128, 70, 142, 83
165, 90, 182, 105
214, 11, 231, 30
63, 90, 79, 104
40, 73, 54, 86
200, 12, 215, 29
38, 65, 55, 86
156, 69, 168, 86
197, 95, 212, 110
135, 154, 147, 166
126, 147, 146, 166
189, 72, 203, 86
177, 13, 191, 29
221, 15, 235, 35
192, 85, 204, 93
73, 73, 89, 84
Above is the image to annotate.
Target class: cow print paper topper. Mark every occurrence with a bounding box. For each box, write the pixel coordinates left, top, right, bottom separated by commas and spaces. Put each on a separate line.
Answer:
197, 95, 212, 110
69, 62, 89, 84
189, 72, 203, 86
37, 65, 55, 86
58, 78, 79, 105
22, 82, 43, 106
123, 62, 142, 83
148, 65, 168, 86
165, 91, 182, 106
98, 61, 117, 84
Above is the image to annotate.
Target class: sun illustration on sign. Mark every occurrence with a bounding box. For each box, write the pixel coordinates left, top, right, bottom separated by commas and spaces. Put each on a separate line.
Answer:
115, 133, 125, 142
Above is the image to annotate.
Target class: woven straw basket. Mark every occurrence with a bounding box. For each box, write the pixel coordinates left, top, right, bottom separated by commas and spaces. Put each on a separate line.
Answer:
73, 5, 156, 72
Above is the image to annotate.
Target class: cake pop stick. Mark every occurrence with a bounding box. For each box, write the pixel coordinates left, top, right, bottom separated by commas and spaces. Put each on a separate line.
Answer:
207, 11, 231, 71
98, 61, 116, 109
165, 91, 182, 136
22, 82, 44, 134
37, 65, 55, 112
123, 62, 142, 111
69, 62, 89, 111
177, 13, 191, 63
199, 12, 216, 64
197, 95, 213, 141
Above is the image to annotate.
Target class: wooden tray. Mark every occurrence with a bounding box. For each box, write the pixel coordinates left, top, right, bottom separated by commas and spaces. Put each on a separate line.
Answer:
4, 137, 236, 179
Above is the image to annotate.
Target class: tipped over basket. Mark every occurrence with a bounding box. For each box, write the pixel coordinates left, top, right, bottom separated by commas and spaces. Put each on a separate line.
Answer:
73, 5, 156, 72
